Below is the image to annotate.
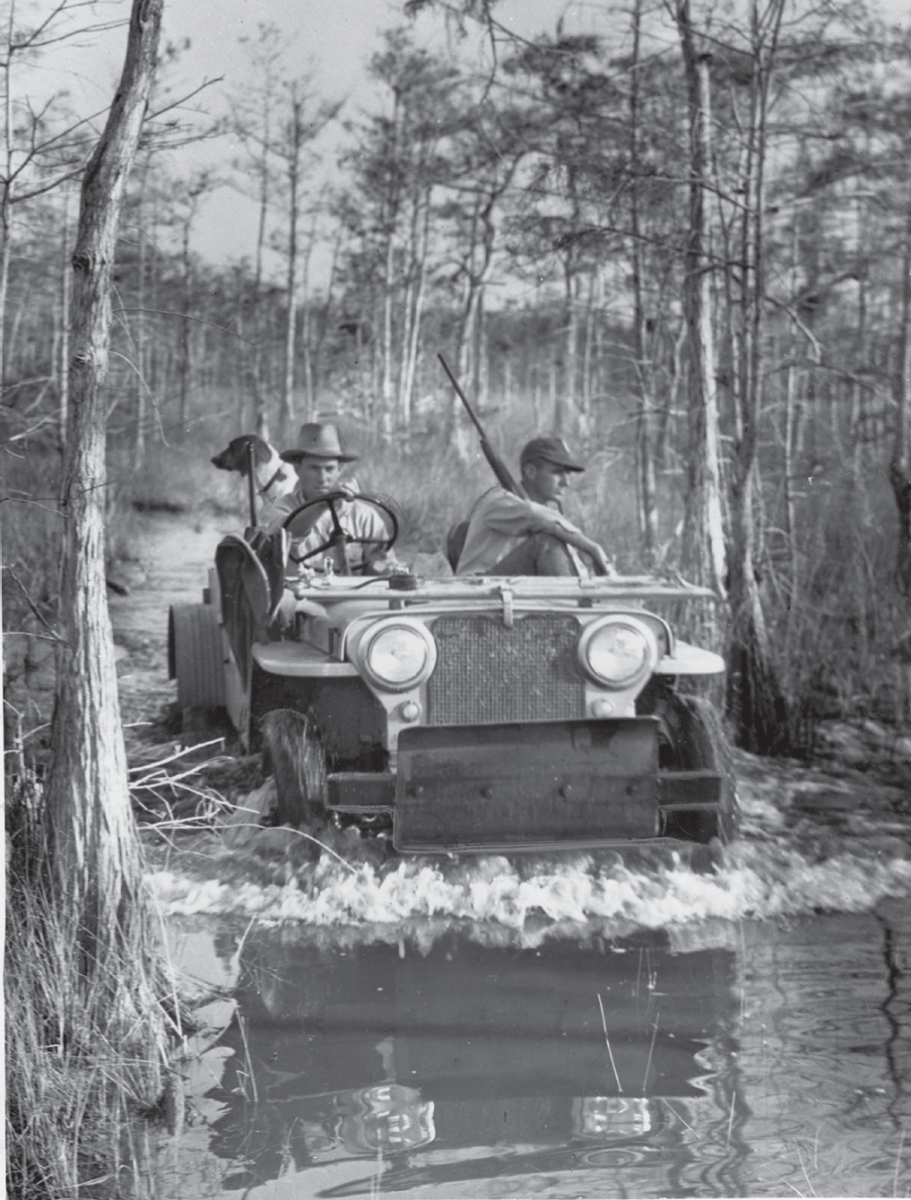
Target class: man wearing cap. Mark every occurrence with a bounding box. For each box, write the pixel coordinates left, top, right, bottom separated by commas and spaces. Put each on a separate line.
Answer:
258, 422, 399, 577
455, 437, 613, 576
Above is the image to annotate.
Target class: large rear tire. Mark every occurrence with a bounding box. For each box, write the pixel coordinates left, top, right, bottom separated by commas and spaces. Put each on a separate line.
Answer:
168, 603, 225, 712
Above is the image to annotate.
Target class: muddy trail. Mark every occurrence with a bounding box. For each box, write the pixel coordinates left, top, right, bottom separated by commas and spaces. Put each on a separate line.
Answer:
109, 507, 234, 744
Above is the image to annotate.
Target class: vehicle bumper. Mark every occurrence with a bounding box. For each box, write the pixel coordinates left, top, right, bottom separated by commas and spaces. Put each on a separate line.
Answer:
322, 718, 727, 855
394, 719, 658, 852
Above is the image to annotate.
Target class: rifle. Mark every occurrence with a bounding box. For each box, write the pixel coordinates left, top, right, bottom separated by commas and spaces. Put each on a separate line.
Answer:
245, 438, 258, 527
438, 353, 526, 498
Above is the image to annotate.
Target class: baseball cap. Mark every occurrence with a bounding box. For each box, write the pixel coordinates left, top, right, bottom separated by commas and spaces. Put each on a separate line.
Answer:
519, 437, 585, 472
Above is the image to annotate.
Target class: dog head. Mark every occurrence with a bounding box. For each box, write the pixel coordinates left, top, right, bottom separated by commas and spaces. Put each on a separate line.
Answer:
212, 434, 296, 498
211, 434, 273, 476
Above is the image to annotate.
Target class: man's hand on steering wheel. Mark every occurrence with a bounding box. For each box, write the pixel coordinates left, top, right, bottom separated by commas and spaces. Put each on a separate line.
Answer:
282, 491, 399, 566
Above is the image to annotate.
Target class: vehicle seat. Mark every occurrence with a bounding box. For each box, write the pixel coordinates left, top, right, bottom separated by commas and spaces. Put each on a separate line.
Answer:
445, 520, 468, 572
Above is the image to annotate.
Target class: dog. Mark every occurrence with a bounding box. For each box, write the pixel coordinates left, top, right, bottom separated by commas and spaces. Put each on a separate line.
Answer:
211, 434, 296, 502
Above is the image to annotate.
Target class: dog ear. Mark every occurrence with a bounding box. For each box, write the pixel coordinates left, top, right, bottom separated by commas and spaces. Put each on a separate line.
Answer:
248, 435, 272, 465
233, 434, 272, 466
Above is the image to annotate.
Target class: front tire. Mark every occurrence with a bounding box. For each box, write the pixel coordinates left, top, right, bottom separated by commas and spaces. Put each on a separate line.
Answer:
261, 709, 328, 835
654, 689, 738, 848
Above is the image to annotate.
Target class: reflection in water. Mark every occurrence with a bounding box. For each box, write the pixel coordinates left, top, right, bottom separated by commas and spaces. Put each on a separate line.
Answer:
202, 930, 745, 1195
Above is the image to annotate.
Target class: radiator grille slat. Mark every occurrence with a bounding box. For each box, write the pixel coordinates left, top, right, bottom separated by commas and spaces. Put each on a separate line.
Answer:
428, 614, 585, 724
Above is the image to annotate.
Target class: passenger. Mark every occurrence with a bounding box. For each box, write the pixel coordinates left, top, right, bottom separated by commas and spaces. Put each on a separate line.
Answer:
456, 437, 614, 577
259, 422, 398, 578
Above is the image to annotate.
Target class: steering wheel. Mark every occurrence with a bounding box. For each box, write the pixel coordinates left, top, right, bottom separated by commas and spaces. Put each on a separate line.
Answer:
282, 491, 399, 569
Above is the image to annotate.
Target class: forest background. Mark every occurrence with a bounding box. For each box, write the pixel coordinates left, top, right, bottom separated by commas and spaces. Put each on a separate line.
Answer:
4, 0, 911, 758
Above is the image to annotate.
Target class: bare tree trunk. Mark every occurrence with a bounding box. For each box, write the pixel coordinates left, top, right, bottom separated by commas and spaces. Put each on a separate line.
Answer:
248, 76, 274, 438
43, 0, 165, 1036
311, 220, 342, 406
891, 197, 911, 594
251, 281, 269, 437
282, 195, 298, 440
377, 90, 402, 442
179, 208, 191, 432
280, 85, 305, 443
134, 167, 147, 466
398, 186, 418, 431
676, 9, 727, 619
58, 185, 72, 446
555, 255, 576, 437
629, 0, 658, 556
582, 271, 596, 429
0, 0, 14, 401
724, 0, 790, 754
380, 228, 396, 439
449, 220, 482, 456
555, 165, 581, 440
300, 206, 318, 417
449, 183, 510, 457
401, 192, 431, 435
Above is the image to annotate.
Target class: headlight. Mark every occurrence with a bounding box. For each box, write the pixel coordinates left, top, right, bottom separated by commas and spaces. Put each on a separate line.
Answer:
362, 622, 436, 692
578, 617, 657, 690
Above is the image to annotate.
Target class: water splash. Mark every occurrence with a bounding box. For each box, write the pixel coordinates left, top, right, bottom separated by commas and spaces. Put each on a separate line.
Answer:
144, 779, 911, 945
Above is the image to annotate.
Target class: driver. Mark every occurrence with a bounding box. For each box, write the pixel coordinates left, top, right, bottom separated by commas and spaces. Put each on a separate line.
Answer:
258, 423, 399, 578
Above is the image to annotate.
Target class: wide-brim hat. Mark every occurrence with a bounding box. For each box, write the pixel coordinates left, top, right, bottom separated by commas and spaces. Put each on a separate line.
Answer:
280, 422, 359, 463
520, 436, 584, 472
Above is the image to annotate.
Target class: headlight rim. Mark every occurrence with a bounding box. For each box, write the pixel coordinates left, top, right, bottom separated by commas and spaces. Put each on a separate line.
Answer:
360, 619, 437, 693
578, 615, 658, 690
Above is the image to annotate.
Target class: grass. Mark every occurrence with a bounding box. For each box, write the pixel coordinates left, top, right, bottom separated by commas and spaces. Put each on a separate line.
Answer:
5, 771, 179, 1199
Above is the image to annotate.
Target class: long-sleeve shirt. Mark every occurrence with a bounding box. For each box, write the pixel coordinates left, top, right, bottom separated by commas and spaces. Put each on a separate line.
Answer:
259, 488, 397, 577
455, 486, 586, 574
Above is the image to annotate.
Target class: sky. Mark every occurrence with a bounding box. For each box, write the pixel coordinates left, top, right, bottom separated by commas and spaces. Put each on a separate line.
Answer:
41, 0, 618, 266
36, 0, 909, 270
71, 0, 591, 97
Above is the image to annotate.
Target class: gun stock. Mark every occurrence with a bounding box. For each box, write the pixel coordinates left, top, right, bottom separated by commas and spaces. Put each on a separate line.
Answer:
438, 353, 525, 497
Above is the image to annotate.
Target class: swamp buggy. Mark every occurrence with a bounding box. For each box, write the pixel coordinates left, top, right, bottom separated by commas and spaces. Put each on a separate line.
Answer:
168, 492, 736, 861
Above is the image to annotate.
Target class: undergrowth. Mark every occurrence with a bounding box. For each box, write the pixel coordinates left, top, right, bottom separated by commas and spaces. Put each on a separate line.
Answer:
5, 767, 182, 1199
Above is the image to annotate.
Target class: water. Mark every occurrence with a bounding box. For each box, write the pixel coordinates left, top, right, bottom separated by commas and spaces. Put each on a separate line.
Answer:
152, 904, 911, 1198
148, 821, 911, 1198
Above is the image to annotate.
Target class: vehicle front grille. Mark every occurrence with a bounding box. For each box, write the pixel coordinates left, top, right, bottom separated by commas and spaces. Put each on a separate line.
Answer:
427, 613, 586, 725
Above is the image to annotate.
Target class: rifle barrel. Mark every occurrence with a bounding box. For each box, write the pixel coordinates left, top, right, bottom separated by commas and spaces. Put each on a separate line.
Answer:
438, 352, 524, 497
246, 438, 257, 525
437, 354, 486, 436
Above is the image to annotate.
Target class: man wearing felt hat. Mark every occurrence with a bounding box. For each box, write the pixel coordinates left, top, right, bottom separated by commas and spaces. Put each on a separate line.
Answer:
455, 436, 614, 576
259, 422, 399, 578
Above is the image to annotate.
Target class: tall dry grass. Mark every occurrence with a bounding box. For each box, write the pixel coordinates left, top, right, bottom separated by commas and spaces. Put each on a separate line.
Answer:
770, 471, 911, 750
4, 435, 198, 1198
5, 769, 179, 1198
